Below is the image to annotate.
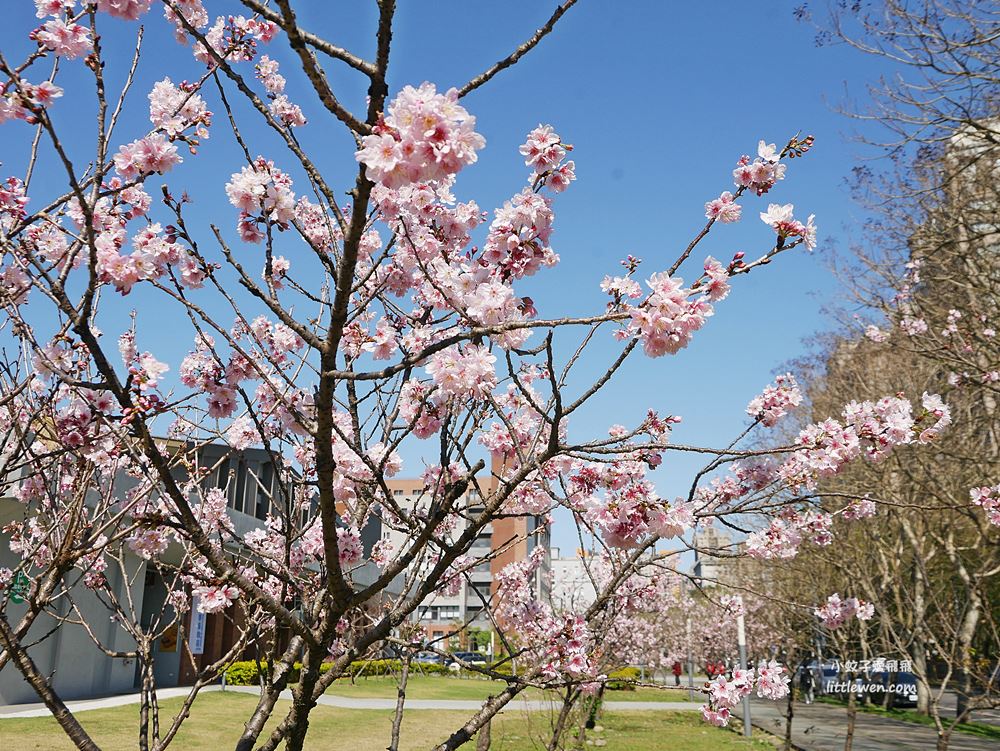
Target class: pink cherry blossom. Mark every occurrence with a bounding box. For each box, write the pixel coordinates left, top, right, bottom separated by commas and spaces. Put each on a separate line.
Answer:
425, 344, 497, 400
746, 372, 802, 427
627, 272, 713, 358
35, 19, 92, 59
193, 583, 240, 613
27, 80, 63, 108
704, 191, 742, 223
225, 157, 296, 241
970, 485, 1000, 526
148, 78, 212, 138
114, 134, 182, 179
756, 660, 790, 700
760, 203, 817, 250
35, 0, 75, 18
842, 497, 877, 520
96, 0, 153, 20
815, 593, 874, 629
356, 83, 485, 187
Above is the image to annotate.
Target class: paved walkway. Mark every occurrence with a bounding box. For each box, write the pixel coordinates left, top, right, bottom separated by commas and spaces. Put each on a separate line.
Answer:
0, 684, 697, 719
750, 698, 998, 751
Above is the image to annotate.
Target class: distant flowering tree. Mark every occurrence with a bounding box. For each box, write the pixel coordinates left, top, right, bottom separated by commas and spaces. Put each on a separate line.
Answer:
0, 2, 953, 750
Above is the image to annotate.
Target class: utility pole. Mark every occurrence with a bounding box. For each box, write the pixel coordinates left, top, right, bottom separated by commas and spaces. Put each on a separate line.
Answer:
686, 614, 695, 701
737, 605, 752, 738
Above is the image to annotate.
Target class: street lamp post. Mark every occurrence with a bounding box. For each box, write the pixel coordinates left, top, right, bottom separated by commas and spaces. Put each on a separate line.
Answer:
737, 607, 752, 738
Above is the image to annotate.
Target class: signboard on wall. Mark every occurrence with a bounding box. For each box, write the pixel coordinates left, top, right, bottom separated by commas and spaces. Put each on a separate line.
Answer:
189, 598, 207, 655
160, 624, 178, 652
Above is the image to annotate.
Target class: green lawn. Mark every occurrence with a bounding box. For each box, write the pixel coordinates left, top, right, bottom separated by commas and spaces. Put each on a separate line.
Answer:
1, 692, 761, 750
327, 674, 697, 703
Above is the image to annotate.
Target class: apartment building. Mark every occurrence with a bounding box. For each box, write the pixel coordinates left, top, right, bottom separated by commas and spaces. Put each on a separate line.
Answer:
549, 547, 597, 611
691, 527, 744, 587
383, 461, 551, 650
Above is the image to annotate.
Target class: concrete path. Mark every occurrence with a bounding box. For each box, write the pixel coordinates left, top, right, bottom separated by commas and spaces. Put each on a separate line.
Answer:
750, 698, 998, 751
0, 685, 224, 718
0, 683, 697, 718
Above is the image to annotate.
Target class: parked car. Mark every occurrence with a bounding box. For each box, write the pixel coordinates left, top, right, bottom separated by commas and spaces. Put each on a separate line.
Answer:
414, 651, 446, 665
857, 671, 919, 708
447, 651, 489, 670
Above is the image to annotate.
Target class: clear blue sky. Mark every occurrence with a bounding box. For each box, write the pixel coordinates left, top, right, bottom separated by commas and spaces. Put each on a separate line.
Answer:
2, 2, 893, 553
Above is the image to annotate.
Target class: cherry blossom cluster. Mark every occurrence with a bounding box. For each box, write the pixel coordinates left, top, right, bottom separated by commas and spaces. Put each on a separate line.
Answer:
35, 1, 76, 17
561, 458, 695, 548
33, 17, 93, 59
356, 83, 485, 188
814, 592, 874, 629
842, 497, 877, 520
114, 134, 183, 180
0, 176, 29, 228
777, 392, 951, 490
148, 78, 212, 141
193, 15, 278, 67
969, 484, 1000, 526
96, 0, 153, 20
701, 665, 790, 727
425, 344, 497, 401
0, 80, 63, 124
760, 203, 817, 250
495, 548, 596, 681
255, 56, 306, 128
163, 0, 209, 44
482, 188, 559, 281
520, 124, 576, 192
733, 140, 787, 195
625, 271, 714, 358
746, 372, 802, 426
704, 191, 742, 223
864, 324, 889, 343
746, 509, 834, 560
87, 207, 202, 294
226, 157, 297, 243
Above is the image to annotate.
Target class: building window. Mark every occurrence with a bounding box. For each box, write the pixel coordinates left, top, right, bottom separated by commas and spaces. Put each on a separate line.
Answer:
255, 462, 274, 520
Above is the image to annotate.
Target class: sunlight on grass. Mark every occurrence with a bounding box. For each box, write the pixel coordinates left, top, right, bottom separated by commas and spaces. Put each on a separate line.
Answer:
326, 673, 697, 703
1, 692, 755, 750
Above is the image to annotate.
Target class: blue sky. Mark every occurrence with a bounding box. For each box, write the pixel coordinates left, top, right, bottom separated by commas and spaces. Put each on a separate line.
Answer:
1, 2, 894, 553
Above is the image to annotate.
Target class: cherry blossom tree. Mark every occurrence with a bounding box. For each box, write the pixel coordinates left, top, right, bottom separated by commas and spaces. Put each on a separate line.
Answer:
0, 2, 956, 750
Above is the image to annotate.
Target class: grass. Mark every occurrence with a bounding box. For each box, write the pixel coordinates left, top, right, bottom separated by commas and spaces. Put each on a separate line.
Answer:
1, 692, 758, 750
326, 673, 697, 703
816, 696, 1000, 741
489, 711, 775, 750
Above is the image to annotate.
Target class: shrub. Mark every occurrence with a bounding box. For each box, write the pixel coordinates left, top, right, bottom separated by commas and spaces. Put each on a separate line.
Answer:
489, 659, 514, 676
605, 666, 641, 691
224, 657, 451, 685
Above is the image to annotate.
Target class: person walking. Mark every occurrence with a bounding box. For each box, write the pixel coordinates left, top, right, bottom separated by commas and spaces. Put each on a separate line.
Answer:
672, 661, 682, 686
800, 665, 815, 704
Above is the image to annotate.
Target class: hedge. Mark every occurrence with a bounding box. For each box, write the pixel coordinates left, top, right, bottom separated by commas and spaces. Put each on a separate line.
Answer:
605, 666, 641, 691
223, 658, 449, 686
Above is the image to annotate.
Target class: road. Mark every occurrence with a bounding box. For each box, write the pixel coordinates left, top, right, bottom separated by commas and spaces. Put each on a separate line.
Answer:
750, 698, 999, 751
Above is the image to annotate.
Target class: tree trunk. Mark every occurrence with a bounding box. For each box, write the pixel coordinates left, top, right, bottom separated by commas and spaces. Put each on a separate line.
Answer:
784, 669, 795, 751
388, 652, 411, 751
913, 640, 930, 715
843, 673, 857, 751
547, 691, 578, 751
475, 719, 491, 751
0, 617, 101, 751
